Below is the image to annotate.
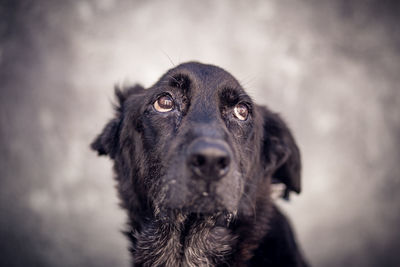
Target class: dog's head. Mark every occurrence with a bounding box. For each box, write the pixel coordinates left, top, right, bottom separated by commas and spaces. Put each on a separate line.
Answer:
91, 62, 301, 218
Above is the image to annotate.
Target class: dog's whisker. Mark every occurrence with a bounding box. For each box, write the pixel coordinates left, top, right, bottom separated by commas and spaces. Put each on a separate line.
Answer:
159, 49, 175, 67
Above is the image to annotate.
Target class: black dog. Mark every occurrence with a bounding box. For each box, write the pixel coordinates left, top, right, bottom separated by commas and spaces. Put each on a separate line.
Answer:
91, 62, 309, 266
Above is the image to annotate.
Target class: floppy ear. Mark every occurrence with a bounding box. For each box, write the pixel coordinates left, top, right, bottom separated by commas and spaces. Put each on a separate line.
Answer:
91, 118, 120, 158
91, 84, 145, 158
260, 106, 301, 199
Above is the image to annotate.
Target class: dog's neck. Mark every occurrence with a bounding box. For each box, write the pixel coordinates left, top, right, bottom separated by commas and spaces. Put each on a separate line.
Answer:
129, 212, 237, 266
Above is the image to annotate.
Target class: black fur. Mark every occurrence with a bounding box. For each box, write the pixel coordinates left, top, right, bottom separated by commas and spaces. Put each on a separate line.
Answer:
91, 62, 309, 266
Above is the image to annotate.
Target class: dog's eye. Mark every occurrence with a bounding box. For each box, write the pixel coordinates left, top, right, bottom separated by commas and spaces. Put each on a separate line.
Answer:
154, 94, 174, 112
233, 103, 249, 121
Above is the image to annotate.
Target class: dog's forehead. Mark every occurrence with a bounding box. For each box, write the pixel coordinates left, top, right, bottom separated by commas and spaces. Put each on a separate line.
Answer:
158, 62, 244, 95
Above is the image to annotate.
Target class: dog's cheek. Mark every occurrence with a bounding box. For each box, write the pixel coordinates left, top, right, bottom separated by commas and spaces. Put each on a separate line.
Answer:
216, 165, 243, 212
151, 151, 190, 211
234, 139, 264, 216
118, 117, 167, 206
139, 114, 175, 163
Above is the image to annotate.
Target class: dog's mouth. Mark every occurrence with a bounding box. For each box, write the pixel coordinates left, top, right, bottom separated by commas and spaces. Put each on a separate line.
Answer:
156, 160, 243, 219
179, 210, 236, 229
183, 191, 238, 216
156, 205, 237, 227
157, 175, 241, 214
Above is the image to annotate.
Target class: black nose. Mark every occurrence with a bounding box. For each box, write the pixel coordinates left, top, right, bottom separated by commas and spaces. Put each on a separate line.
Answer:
187, 140, 231, 181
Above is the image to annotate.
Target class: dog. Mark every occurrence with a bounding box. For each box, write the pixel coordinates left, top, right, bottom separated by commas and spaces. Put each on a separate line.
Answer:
91, 62, 309, 266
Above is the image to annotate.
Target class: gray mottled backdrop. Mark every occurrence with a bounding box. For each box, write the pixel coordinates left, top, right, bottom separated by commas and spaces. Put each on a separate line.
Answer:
1, 0, 399, 266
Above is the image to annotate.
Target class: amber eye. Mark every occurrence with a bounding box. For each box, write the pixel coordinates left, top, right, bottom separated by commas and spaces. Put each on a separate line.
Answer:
233, 103, 249, 121
154, 94, 174, 112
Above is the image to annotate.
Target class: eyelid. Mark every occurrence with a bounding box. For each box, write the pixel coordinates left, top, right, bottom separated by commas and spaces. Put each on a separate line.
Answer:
157, 91, 173, 98
152, 92, 173, 104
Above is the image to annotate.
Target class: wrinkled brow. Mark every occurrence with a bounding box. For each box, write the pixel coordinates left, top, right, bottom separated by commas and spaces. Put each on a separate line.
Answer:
219, 87, 252, 107
167, 74, 191, 94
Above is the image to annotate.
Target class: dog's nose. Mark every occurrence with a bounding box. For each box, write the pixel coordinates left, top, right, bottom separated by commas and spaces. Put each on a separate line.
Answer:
187, 140, 231, 181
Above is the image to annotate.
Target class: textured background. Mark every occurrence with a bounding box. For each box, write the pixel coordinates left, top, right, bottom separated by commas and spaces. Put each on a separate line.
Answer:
1, 0, 399, 266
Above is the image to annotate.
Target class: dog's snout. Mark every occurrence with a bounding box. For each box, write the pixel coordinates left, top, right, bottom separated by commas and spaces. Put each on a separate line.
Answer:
187, 140, 231, 181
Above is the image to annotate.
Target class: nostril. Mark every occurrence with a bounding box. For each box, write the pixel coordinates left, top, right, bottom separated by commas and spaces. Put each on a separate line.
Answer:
217, 156, 230, 170
191, 154, 206, 167
217, 156, 230, 177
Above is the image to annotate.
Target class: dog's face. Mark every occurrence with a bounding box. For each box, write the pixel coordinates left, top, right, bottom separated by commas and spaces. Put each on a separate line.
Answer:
92, 62, 301, 218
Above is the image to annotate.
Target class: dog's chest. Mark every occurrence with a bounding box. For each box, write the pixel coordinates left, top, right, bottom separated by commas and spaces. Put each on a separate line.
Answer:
132, 217, 237, 266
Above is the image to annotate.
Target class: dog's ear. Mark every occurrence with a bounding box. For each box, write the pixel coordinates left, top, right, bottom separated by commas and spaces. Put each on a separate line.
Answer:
260, 106, 301, 199
91, 118, 120, 158
91, 84, 145, 158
